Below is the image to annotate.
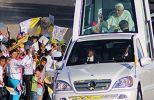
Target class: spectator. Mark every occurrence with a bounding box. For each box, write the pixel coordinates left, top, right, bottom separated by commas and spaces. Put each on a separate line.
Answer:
38, 42, 47, 57
51, 43, 58, 55
7, 49, 27, 100
32, 52, 40, 71
8, 39, 17, 51
0, 56, 7, 99
23, 49, 34, 100
61, 44, 67, 57
31, 65, 44, 100
0, 50, 3, 57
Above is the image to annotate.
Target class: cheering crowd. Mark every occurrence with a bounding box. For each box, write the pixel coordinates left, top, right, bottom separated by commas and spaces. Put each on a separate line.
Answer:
0, 30, 66, 100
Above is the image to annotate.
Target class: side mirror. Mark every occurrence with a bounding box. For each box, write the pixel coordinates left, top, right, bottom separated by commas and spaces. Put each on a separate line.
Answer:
140, 57, 151, 67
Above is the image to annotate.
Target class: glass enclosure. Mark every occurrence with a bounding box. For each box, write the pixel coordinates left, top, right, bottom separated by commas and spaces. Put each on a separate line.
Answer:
67, 39, 134, 66
81, 0, 137, 35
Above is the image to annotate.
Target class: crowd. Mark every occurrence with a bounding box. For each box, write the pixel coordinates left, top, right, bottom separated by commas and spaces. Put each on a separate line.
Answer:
0, 30, 66, 100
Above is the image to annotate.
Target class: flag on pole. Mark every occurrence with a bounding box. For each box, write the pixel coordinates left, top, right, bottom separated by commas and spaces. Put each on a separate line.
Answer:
20, 15, 54, 35
53, 25, 68, 41
19, 17, 41, 34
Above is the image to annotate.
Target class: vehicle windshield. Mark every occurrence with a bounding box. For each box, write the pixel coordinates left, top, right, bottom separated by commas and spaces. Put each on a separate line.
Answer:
67, 39, 134, 66
81, 0, 137, 35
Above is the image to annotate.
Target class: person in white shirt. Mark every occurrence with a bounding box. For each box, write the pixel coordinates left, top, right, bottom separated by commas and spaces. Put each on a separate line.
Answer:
45, 51, 54, 77
39, 57, 49, 100
0, 56, 7, 99
99, 3, 134, 32
23, 49, 34, 100
51, 43, 58, 55
7, 49, 27, 100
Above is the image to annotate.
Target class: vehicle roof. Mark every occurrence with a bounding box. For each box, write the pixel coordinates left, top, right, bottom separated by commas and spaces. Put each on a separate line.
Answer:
77, 33, 135, 42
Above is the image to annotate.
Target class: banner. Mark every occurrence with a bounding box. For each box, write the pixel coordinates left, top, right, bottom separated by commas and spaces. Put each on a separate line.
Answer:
53, 25, 68, 41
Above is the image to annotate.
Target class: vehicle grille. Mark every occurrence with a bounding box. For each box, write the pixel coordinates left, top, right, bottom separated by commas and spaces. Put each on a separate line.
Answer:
74, 79, 111, 92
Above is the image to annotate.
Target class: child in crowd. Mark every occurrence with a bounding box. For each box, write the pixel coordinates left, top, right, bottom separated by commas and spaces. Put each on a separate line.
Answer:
7, 49, 27, 100
0, 56, 7, 99
32, 52, 40, 71
31, 65, 44, 100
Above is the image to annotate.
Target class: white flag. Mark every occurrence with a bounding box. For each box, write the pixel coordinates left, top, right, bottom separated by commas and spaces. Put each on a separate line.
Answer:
53, 25, 68, 41
19, 19, 31, 33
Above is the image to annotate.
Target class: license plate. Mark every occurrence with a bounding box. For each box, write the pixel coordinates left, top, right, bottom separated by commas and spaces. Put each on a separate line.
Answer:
69, 95, 104, 100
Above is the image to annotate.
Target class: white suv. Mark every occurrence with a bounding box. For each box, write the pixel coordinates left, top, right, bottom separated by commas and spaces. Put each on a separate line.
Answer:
53, 34, 154, 100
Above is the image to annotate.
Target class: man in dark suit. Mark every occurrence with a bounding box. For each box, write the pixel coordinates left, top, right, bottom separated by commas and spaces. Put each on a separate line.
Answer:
86, 48, 99, 64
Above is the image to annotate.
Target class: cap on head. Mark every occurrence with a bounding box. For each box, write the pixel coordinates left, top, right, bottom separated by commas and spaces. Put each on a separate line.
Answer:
115, 3, 124, 10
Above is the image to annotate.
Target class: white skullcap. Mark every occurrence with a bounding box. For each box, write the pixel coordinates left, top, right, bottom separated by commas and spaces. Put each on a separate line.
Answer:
115, 3, 124, 10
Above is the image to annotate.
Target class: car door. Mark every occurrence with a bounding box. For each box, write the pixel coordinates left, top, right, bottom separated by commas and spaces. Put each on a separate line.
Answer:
135, 38, 154, 99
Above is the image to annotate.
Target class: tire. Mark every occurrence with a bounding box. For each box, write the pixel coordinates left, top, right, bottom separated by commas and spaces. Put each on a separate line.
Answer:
137, 86, 143, 100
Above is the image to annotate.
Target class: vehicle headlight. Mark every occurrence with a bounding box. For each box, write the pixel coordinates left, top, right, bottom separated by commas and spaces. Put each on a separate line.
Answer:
56, 80, 72, 91
113, 76, 133, 88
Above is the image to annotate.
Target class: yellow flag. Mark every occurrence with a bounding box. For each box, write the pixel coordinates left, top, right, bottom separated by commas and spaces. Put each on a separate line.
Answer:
44, 76, 53, 94
44, 76, 52, 84
34, 25, 41, 35
18, 35, 29, 43
60, 39, 65, 45
48, 87, 53, 94
51, 38, 57, 44
12, 35, 29, 50
30, 17, 41, 29
48, 25, 54, 33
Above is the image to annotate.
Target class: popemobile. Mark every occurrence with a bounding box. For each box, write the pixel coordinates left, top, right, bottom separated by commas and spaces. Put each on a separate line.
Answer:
53, 0, 154, 100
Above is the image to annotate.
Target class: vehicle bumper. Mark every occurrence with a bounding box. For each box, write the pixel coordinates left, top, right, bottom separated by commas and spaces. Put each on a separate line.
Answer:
53, 88, 137, 100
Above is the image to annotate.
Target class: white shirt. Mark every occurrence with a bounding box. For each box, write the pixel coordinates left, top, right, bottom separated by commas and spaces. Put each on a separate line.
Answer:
23, 55, 34, 75
45, 55, 54, 71
7, 58, 26, 80
32, 42, 39, 52
0, 66, 3, 87
106, 10, 134, 31
87, 56, 94, 62
32, 61, 37, 71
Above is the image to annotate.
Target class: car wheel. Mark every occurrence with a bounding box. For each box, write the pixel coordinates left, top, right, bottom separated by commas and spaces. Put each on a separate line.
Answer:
137, 86, 143, 100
